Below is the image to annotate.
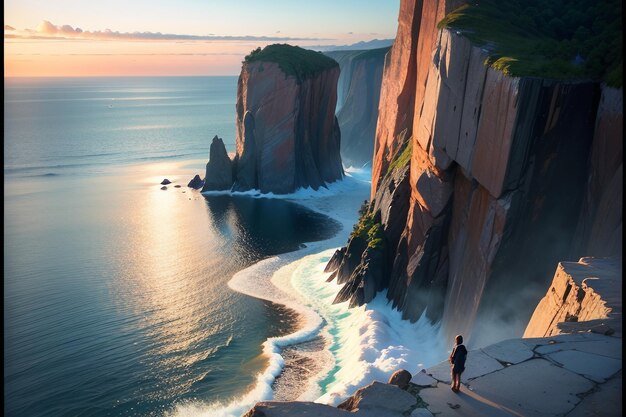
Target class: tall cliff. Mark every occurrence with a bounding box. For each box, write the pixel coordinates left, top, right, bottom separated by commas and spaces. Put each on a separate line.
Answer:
324, 47, 389, 167
201, 44, 344, 195
325, 0, 622, 346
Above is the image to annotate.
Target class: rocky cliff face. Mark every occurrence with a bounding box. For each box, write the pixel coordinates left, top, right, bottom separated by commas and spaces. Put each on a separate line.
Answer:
201, 135, 232, 191
231, 46, 343, 194
324, 48, 389, 167
524, 257, 622, 337
325, 0, 622, 346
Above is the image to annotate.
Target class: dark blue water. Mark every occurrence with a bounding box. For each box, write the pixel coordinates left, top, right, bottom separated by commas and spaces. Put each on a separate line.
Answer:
4, 76, 238, 177
4, 77, 341, 417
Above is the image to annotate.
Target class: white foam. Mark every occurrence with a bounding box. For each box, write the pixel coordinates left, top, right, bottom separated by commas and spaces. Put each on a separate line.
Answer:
169, 167, 447, 415
289, 249, 447, 406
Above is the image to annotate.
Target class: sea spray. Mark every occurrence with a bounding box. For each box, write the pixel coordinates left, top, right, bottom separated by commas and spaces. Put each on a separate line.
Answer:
290, 249, 448, 406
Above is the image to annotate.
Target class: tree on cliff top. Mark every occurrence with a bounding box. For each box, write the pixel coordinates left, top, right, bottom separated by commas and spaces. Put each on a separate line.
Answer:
244, 43, 339, 83
438, 0, 622, 87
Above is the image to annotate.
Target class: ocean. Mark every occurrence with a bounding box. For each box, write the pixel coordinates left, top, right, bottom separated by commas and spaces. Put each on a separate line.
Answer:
3, 76, 342, 417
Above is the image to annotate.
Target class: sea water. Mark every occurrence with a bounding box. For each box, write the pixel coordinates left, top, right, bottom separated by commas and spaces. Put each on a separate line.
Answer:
3, 77, 341, 417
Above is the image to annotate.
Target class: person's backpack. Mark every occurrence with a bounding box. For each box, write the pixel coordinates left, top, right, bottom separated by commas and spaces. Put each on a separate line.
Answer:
454, 345, 467, 368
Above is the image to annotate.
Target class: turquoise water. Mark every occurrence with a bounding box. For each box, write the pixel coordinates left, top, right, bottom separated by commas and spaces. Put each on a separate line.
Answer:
4, 77, 341, 416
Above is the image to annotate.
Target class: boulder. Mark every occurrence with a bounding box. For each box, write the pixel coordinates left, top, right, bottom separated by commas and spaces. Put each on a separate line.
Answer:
338, 381, 417, 413
160, 178, 171, 185
187, 174, 204, 189
388, 369, 412, 390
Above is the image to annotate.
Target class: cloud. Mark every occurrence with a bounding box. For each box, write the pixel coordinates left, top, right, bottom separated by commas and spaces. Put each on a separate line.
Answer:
7, 20, 331, 42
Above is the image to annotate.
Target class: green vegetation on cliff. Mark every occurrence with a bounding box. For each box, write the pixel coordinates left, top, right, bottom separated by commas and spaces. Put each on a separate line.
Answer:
438, 0, 622, 86
351, 202, 385, 249
244, 44, 339, 82
386, 141, 412, 175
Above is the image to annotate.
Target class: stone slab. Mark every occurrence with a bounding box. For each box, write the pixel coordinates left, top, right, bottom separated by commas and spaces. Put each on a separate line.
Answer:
411, 408, 435, 417
411, 369, 438, 387
567, 372, 622, 417
428, 350, 504, 383
482, 338, 535, 365
418, 384, 521, 417
546, 350, 622, 383
534, 337, 622, 359
522, 332, 609, 349
468, 358, 595, 417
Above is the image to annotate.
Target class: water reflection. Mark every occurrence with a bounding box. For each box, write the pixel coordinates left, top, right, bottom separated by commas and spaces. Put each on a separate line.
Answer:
108, 188, 340, 412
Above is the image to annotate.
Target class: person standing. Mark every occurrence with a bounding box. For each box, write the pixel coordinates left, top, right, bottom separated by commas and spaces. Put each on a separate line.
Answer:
449, 334, 467, 392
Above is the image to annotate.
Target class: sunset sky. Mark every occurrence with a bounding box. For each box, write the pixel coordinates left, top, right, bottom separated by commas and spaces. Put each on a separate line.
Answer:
4, 0, 400, 77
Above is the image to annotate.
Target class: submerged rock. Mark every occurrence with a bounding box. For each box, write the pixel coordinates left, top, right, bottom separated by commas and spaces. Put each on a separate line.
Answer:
160, 186, 167, 190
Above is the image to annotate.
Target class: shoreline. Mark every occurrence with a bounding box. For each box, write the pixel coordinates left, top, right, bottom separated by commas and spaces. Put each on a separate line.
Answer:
222, 169, 372, 411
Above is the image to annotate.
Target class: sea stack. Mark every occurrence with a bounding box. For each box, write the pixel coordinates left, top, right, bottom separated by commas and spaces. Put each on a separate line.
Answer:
202, 135, 233, 191
232, 44, 343, 194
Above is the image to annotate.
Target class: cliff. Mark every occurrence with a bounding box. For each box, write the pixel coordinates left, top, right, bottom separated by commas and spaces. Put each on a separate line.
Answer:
524, 257, 622, 338
324, 47, 389, 167
232, 44, 343, 194
200, 44, 344, 194
324, 0, 623, 345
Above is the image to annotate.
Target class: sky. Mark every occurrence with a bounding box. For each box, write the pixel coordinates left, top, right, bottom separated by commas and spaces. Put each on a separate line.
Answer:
4, 0, 400, 77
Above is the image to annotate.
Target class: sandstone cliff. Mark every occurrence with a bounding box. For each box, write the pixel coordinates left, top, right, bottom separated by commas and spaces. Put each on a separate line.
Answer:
230, 44, 343, 194
325, 0, 623, 346
324, 48, 389, 167
524, 257, 622, 338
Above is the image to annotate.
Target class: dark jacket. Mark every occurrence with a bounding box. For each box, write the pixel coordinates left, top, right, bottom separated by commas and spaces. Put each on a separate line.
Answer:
450, 344, 467, 373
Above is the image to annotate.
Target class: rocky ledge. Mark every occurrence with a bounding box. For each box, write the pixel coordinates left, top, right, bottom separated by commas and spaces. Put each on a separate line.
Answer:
243, 331, 621, 417
524, 257, 622, 338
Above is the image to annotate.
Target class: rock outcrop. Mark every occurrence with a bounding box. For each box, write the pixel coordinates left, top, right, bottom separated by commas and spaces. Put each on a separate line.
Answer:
230, 44, 343, 194
324, 47, 389, 167
244, 332, 622, 417
524, 257, 622, 338
244, 381, 418, 417
201, 135, 233, 191
324, 0, 622, 346
187, 174, 204, 189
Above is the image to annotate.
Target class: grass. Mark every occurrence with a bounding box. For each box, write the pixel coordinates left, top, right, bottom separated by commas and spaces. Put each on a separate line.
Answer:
386, 141, 413, 176
438, 0, 622, 87
350, 202, 385, 249
244, 44, 339, 82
